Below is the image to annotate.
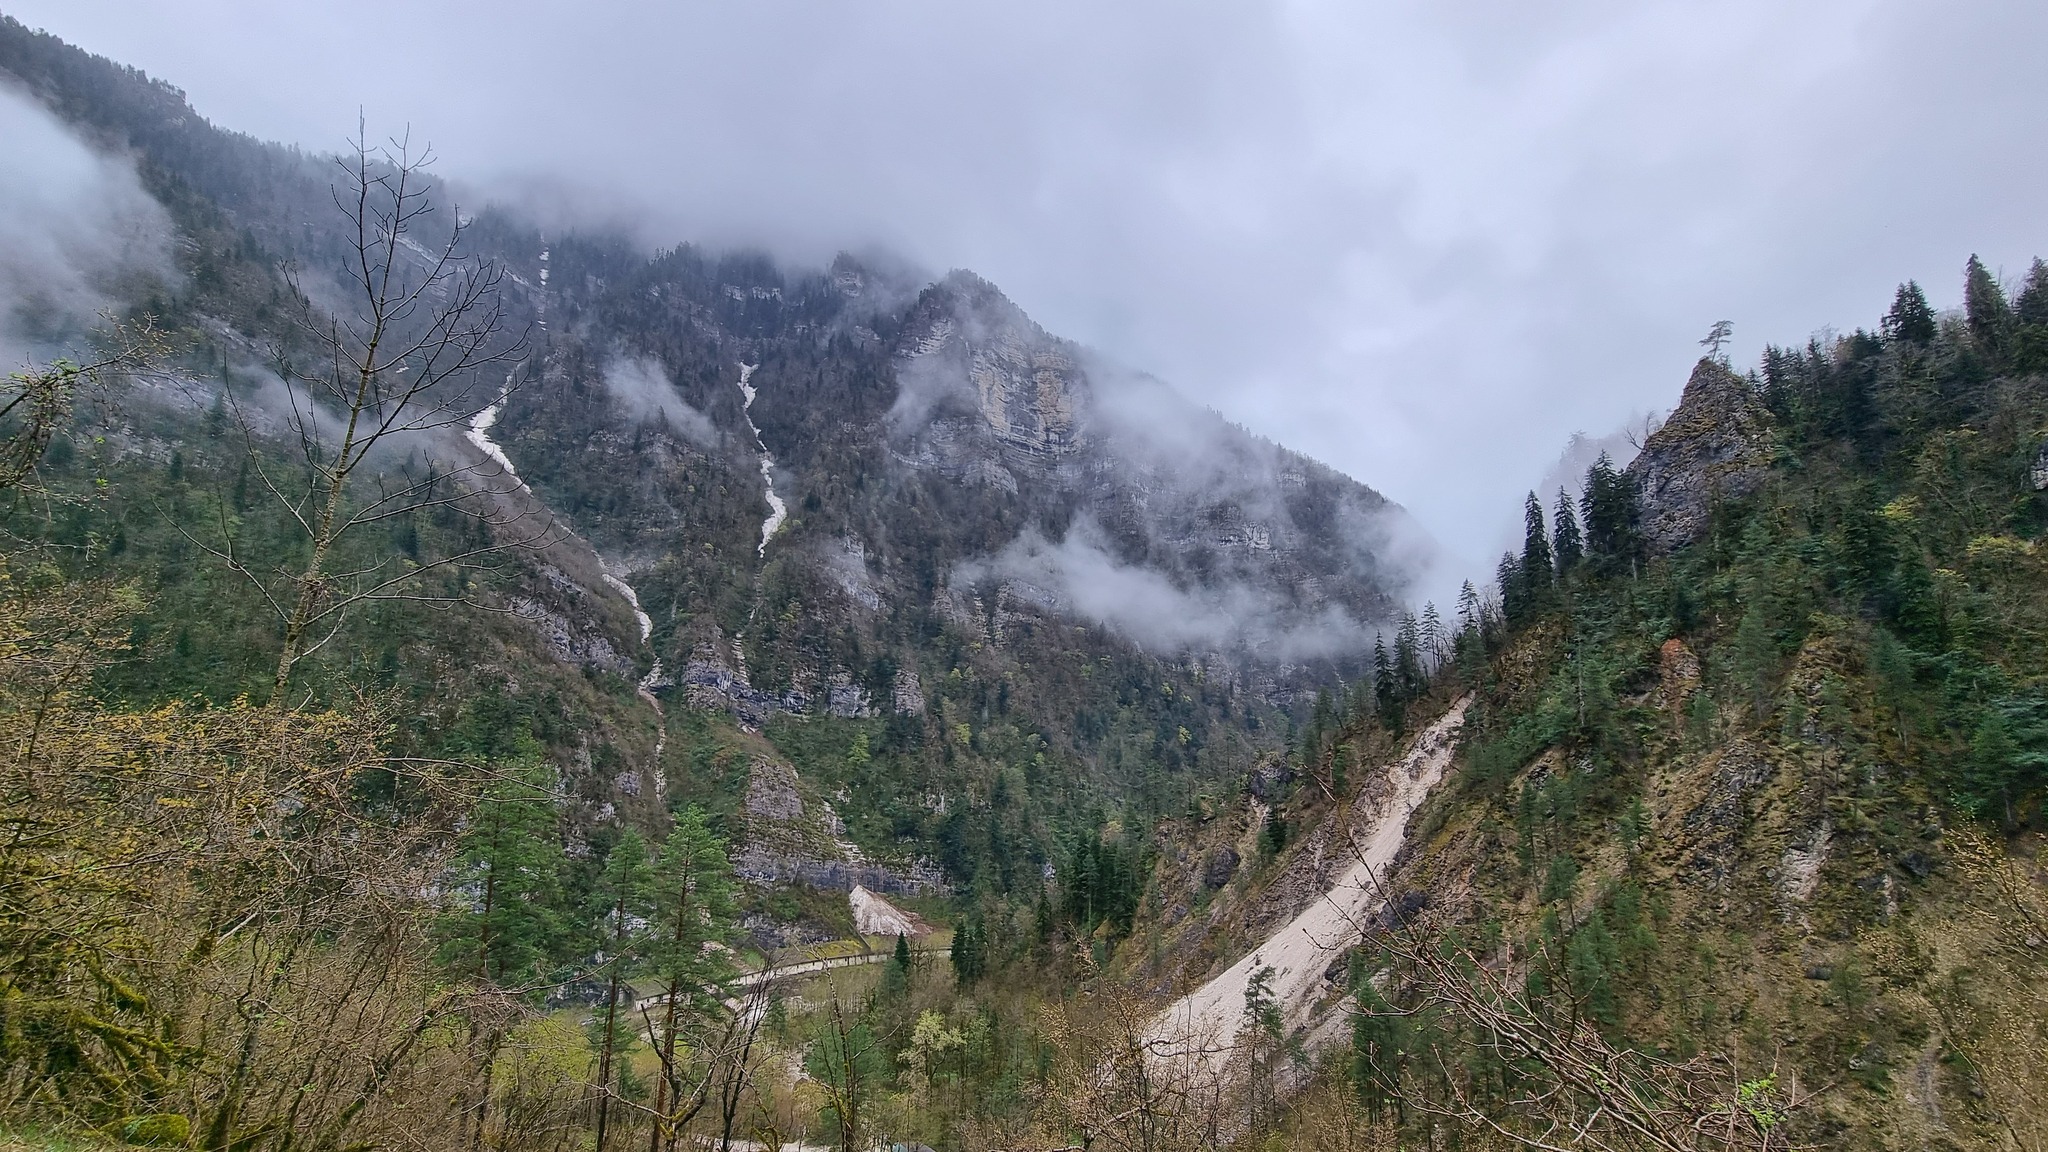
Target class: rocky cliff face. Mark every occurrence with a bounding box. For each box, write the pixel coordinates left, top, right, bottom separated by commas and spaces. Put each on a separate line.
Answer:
899, 272, 1084, 458
1628, 357, 1774, 553
891, 272, 1421, 666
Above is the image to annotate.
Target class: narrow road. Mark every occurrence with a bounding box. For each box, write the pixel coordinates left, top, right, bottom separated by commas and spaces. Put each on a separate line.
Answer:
631, 945, 944, 1014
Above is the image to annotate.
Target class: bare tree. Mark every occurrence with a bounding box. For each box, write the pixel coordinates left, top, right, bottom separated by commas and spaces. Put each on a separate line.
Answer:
1033, 946, 1232, 1152
195, 124, 548, 699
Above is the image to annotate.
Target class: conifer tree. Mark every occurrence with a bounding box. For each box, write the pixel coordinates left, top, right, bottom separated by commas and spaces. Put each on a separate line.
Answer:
441, 758, 564, 987
1373, 632, 1398, 729
1964, 254, 2012, 358
1497, 551, 1527, 624
1521, 492, 1552, 602
1882, 280, 1938, 344
1579, 454, 1640, 572
1419, 601, 1445, 667
644, 808, 741, 1152
1550, 487, 1583, 575
950, 915, 986, 985
1455, 580, 1488, 682
1395, 613, 1425, 701
440, 757, 563, 1152
2013, 258, 2048, 371
589, 830, 655, 1152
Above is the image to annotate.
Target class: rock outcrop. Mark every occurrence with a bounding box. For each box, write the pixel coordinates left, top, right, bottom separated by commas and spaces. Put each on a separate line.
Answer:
899, 272, 1083, 457
2030, 434, 2048, 491
1628, 358, 1774, 554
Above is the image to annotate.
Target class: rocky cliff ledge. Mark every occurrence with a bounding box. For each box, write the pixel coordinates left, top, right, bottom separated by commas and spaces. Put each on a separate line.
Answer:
1629, 357, 1775, 553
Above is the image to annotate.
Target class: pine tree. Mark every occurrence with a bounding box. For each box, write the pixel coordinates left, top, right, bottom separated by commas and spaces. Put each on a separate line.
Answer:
1419, 601, 1445, 668
1497, 551, 1527, 624
1395, 613, 1425, 701
644, 807, 741, 1149
1550, 487, 1583, 575
1882, 280, 1938, 344
1964, 254, 2012, 359
1455, 580, 1487, 682
950, 916, 986, 985
1373, 632, 1397, 729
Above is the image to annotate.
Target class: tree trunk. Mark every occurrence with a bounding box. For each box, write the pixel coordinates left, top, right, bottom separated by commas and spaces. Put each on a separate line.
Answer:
595, 944, 622, 1152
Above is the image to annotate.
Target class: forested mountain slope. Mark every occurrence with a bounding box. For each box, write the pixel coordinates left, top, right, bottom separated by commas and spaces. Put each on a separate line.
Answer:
1133, 270, 2048, 1149
0, 15, 1452, 1149
0, 11, 1425, 894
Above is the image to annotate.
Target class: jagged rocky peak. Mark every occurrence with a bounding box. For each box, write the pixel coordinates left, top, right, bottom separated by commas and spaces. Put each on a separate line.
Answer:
898, 270, 1084, 456
1629, 356, 1774, 553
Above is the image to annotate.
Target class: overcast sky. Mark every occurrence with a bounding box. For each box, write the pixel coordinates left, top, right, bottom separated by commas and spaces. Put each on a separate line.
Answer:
9, 0, 2047, 580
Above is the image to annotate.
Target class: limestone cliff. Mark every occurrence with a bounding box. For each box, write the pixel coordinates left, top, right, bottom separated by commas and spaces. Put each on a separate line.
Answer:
1628, 357, 1774, 553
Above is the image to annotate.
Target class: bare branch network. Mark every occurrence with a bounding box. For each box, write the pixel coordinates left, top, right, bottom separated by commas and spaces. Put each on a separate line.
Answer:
184, 124, 561, 697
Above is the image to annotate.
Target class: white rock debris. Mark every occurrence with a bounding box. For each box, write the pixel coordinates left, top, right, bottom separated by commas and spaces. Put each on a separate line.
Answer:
849, 885, 922, 938
736, 363, 788, 556
1150, 697, 1471, 1074
464, 375, 527, 492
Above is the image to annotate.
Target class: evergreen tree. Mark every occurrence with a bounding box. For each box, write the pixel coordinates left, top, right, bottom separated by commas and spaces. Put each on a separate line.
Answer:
1455, 580, 1487, 682
1550, 487, 1583, 574
1521, 491, 1553, 602
2012, 258, 2048, 371
1579, 454, 1640, 572
1964, 254, 2012, 358
1419, 601, 1445, 668
1497, 551, 1527, 624
1373, 632, 1398, 729
1882, 280, 1938, 344
644, 808, 741, 1145
440, 758, 564, 987
950, 916, 986, 985
1395, 613, 1425, 701
587, 830, 655, 1152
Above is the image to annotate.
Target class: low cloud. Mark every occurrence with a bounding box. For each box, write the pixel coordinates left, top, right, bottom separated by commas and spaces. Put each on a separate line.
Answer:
957, 518, 1371, 662
602, 354, 717, 446
0, 82, 172, 368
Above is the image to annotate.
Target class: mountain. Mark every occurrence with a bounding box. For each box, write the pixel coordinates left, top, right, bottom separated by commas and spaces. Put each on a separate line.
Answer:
8, 14, 2047, 1152
0, 14, 1424, 911
1136, 304, 2048, 1148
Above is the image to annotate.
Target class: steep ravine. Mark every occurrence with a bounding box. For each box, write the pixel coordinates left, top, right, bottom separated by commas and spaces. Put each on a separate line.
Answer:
735, 363, 787, 557
462, 264, 669, 771
1152, 698, 1471, 1071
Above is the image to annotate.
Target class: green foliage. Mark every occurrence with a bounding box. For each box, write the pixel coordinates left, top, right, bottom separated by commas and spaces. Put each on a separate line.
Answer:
645, 807, 741, 997
116, 1114, 188, 1147
949, 915, 987, 986
440, 756, 567, 988
1551, 487, 1584, 574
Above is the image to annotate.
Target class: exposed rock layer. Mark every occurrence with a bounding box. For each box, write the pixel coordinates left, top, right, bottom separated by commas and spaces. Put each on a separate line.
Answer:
1628, 357, 1775, 553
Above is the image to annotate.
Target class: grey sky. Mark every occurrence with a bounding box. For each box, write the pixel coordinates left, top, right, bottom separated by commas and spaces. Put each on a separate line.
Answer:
9, 0, 2047, 580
